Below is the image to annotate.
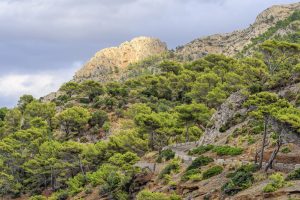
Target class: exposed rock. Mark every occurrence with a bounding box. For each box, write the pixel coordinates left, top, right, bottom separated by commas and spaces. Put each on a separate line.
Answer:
73, 36, 167, 83
201, 83, 300, 146
176, 2, 300, 60
199, 91, 248, 145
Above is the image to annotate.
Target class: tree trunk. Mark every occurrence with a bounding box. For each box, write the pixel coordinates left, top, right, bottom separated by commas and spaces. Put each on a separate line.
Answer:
150, 131, 155, 150
265, 134, 283, 172
79, 158, 87, 182
51, 167, 54, 191
259, 116, 268, 169
185, 122, 189, 143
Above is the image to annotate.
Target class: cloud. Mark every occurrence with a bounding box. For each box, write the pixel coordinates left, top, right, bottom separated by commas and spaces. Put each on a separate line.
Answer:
0, 62, 81, 107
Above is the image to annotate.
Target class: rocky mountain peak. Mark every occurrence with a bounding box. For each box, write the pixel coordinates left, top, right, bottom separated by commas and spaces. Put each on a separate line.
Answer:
73, 36, 167, 83
176, 2, 300, 60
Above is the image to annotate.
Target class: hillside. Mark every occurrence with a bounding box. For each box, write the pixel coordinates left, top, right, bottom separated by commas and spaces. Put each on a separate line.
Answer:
176, 2, 300, 60
0, 2, 300, 200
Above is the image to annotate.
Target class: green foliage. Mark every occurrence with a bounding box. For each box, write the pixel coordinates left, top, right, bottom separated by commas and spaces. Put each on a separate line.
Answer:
66, 174, 85, 196
286, 168, 300, 181
29, 195, 47, 200
56, 106, 91, 136
0, 107, 8, 121
157, 149, 175, 162
212, 146, 243, 156
202, 166, 223, 179
89, 110, 108, 127
136, 190, 181, 200
18, 94, 35, 113
263, 173, 286, 193
186, 156, 213, 171
222, 164, 257, 195
188, 145, 214, 155
60, 81, 81, 97
281, 146, 291, 154
181, 169, 201, 181
159, 160, 180, 179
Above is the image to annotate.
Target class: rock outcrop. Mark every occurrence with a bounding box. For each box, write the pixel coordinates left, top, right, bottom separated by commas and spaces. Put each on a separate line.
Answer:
176, 2, 300, 60
199, 91, 248, 145
73, 36, 167, 83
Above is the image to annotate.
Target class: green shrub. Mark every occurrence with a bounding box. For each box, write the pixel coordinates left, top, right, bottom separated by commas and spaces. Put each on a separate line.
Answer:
66, 174, 85, 196
188, 145, 214, 155
159, 160, 180, 179
247, 135, 256, 145
202, 166, 223, 179
186, 156, 213, 171
263, 173, 286, 193
222, 164, 257, 195
263, 184, 277, 193
157, 149, 175, 162
226, 164, 257, 178
181, 169, 201, 181
286, 168, 300, 180
281, 147, 291, 154
136, 190, 181, 200
29, 195, 47, 200
213, 146, 243, 156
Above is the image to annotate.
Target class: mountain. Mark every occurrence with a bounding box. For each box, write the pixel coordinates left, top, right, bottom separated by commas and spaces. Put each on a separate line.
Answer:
72, 2, 300, 84
176, 2, 300, 60
73, 36, 167, 83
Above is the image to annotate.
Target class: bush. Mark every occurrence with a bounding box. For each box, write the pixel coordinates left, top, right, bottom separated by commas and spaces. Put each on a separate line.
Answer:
213, 146, 243, 156
202, 166, 223, 179
286, 168, 300, 180
186, 156, 213, 171
157, 149, 175, 162
226, 164, 257, 178
181, 169, 201, 181
136, 190, 181, 200
188, 145, 214, 155
281, 147, 291, 154
66, 174, 85, 196
159, 160, 180, 179
263, 173, 285, 193
222, 164, 257, 195
29, 196, 47, 200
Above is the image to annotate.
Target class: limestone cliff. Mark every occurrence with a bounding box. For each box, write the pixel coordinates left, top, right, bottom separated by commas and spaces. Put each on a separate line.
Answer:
73, 36, 167, 82
176, 2, 300, 60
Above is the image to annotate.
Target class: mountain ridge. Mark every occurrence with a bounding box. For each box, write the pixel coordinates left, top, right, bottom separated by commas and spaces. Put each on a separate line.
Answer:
71, 2, 300, 84
176, 2, 300, 60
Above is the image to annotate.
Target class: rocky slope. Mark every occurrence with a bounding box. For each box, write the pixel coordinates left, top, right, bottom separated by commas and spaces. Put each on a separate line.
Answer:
73, 36, 167, 83
176, 2, 300, 60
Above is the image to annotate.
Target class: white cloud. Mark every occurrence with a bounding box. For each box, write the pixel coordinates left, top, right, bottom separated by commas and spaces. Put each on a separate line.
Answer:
0, 62, 81, 107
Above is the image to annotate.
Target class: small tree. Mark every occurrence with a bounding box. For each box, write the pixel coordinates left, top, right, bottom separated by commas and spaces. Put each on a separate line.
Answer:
80, 80, 104, 102
244, 92, 290, 169
18, 94, 35, 114
60, 81, 81, 97
175, 103, 212, 142
260, 40, 300, 74
56, 106, 91, 137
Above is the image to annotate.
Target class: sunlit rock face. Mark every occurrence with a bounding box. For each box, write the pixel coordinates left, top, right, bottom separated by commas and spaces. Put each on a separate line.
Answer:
73, 36, 167, 83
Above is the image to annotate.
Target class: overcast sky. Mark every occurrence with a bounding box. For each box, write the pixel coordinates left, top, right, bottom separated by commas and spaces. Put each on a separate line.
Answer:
0, 0, 298, 107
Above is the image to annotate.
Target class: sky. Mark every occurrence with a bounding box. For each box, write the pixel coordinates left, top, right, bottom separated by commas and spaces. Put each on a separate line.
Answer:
0, 0, 298, 107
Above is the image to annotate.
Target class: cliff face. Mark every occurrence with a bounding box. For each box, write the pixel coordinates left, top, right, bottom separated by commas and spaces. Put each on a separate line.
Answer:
176, 2, 300, 60
73, 36, 167, 83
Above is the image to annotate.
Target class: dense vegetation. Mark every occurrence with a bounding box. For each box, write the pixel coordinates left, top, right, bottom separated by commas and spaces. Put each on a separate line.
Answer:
0, 10, 299, 200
